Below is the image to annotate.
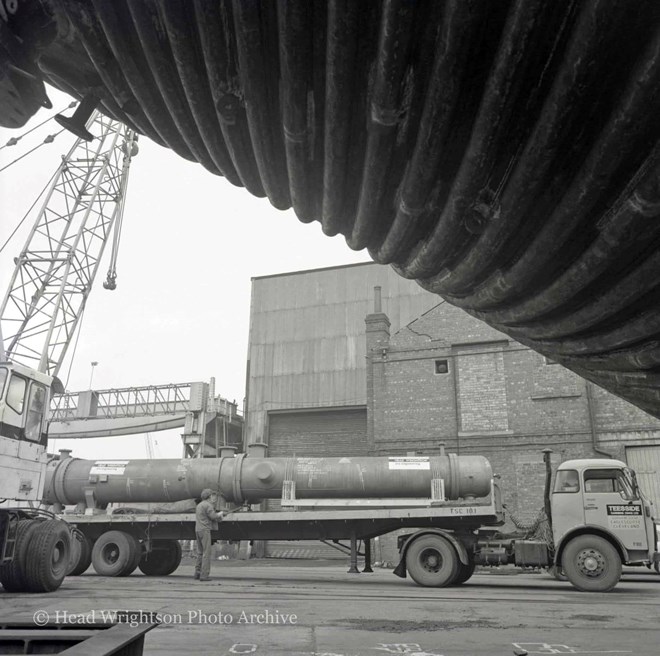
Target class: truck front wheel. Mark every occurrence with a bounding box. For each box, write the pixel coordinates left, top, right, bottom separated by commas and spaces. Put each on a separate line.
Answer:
547, 565, 568, 581
405, 535, 459, 587
24, 520, 72, 593
0, 520, 40, 592
452, 559, 476, 585
562, 535, 622, 592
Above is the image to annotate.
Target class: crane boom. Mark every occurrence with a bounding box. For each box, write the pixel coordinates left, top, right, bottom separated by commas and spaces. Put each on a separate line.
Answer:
0, 111, 137, 377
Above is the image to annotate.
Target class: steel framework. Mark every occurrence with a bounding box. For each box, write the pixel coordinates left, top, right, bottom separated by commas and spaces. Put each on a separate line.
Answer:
47, 381, 243, 447
0, 111, 137, 376
50, 382, 205, 422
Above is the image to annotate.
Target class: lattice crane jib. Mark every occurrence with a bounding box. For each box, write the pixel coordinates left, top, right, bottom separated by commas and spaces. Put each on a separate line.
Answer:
0, 111, 137, 377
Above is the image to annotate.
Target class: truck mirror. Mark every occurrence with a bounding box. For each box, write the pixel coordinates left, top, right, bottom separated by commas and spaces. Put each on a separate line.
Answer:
619, 469, 637, 501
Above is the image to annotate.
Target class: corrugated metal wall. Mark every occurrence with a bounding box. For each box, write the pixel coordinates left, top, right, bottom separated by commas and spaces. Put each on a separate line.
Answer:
625, 445, 660, 514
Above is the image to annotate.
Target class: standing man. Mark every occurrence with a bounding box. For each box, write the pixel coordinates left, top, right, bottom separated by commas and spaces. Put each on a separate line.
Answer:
195, 488, 224, 582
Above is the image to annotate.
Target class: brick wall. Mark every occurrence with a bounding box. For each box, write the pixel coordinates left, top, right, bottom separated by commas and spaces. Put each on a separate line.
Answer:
593, 385, 660, 431
365, 301, 660, 522
455, 345, 509, 433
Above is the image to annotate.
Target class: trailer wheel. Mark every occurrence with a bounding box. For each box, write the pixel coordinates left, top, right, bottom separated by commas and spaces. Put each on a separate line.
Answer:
121, 537, 143, 577
67, 534, 92, 576
562, 535, 622, 592
91, 531, 141, 577
405, 535, 459, 587
24, 520, 71, 593
0, 519, 40, 592
452, 558, 476, 585
139, 540, 182, 576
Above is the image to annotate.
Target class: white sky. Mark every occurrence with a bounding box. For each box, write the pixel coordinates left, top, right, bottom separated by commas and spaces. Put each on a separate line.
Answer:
0, 88, 368, 460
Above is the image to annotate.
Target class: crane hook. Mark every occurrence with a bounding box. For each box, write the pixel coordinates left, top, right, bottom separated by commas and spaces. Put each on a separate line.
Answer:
103, 272, 117, 290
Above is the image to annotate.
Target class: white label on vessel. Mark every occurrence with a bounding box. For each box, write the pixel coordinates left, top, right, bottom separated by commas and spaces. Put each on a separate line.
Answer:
89, 460, 129, 475
388, 457, 430, 470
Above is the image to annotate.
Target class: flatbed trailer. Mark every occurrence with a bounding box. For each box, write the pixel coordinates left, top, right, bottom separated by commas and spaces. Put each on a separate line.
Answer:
62, 494, 504, 576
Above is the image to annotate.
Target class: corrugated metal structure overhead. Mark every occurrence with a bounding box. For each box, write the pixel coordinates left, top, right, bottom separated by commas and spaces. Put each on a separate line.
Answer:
3, 1, 660, 416
246, 262, 438, 444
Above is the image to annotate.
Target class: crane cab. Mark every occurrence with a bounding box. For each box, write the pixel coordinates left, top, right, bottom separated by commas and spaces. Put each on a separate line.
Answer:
0, 359, 53, 502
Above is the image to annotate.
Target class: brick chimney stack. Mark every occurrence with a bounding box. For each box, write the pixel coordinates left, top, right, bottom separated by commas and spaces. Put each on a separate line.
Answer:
365, 286, 390, 348
365, 286, 390, 454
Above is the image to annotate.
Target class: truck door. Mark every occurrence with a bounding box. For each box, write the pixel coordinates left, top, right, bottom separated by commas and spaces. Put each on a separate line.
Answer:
583, 468, 649, 552
551, 468, 585, 540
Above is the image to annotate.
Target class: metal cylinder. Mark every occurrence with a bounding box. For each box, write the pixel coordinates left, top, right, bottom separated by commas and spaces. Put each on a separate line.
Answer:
43, 457, 224, 506
43, 454, 492, 506
221, 455, 492, 503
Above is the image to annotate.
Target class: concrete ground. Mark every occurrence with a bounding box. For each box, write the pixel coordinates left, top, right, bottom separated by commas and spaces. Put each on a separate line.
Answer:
1, 558, 659, 656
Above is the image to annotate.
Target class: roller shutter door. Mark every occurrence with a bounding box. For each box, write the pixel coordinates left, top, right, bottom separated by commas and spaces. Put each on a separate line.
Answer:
265, 407, 367, 559
625, 445, 660, 516
267, 407, 368, 457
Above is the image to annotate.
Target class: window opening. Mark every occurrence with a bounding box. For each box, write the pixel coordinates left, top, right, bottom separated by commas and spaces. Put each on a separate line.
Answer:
554, 469, 579, 493
434, 359, 449, 375
7, 374, 27, 414
584, 468, 635, 500
25, 383, 47, 442
0, 367, 7, 398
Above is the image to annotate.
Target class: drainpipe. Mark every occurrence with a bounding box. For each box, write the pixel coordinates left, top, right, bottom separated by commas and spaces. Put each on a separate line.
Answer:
542, 448, 553, 535
452, 356, 460, 455
585, 381, 613, 458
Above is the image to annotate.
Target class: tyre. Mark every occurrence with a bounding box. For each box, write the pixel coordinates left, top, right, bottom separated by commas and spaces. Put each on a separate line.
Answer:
547, 565, 568, 581
23, 520, 71, 593
91, 531, 141, 577
405, 534, 459, 587
120, 536, 143, 577
452, 558, 476, 585
0, 519, 40, 592
139, 540, 182, 576
67, 533, 92, 576
561, 535, 622, 592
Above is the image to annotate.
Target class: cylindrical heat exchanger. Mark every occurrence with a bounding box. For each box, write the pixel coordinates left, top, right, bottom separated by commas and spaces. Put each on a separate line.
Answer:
44, 454, 492, 506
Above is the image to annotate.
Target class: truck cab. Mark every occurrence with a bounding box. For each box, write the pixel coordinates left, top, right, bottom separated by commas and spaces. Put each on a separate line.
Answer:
0, 359, 53, 502
1, 358, 74, 594
551, 458, 658, 590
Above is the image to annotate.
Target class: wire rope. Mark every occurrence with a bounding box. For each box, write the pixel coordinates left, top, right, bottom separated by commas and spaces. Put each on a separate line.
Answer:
0, 128, 66, 173
0, 101, 77, 151
0, 167, 59, 254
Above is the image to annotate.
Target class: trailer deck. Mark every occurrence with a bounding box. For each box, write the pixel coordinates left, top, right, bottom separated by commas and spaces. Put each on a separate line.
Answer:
62, 497, 504, 542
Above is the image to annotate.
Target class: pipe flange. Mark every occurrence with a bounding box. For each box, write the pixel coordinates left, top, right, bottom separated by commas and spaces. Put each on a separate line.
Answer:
448, 453, 459, 499
52, 455, 76, 506
231, 453, 246, 504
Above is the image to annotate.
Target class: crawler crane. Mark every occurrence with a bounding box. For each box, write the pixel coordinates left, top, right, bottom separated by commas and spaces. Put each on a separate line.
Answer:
0, 109, 137, 592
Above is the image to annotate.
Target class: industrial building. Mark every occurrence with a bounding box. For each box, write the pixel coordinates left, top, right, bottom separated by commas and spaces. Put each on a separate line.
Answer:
245, 263, 437, 459
245, 263, 660, 546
